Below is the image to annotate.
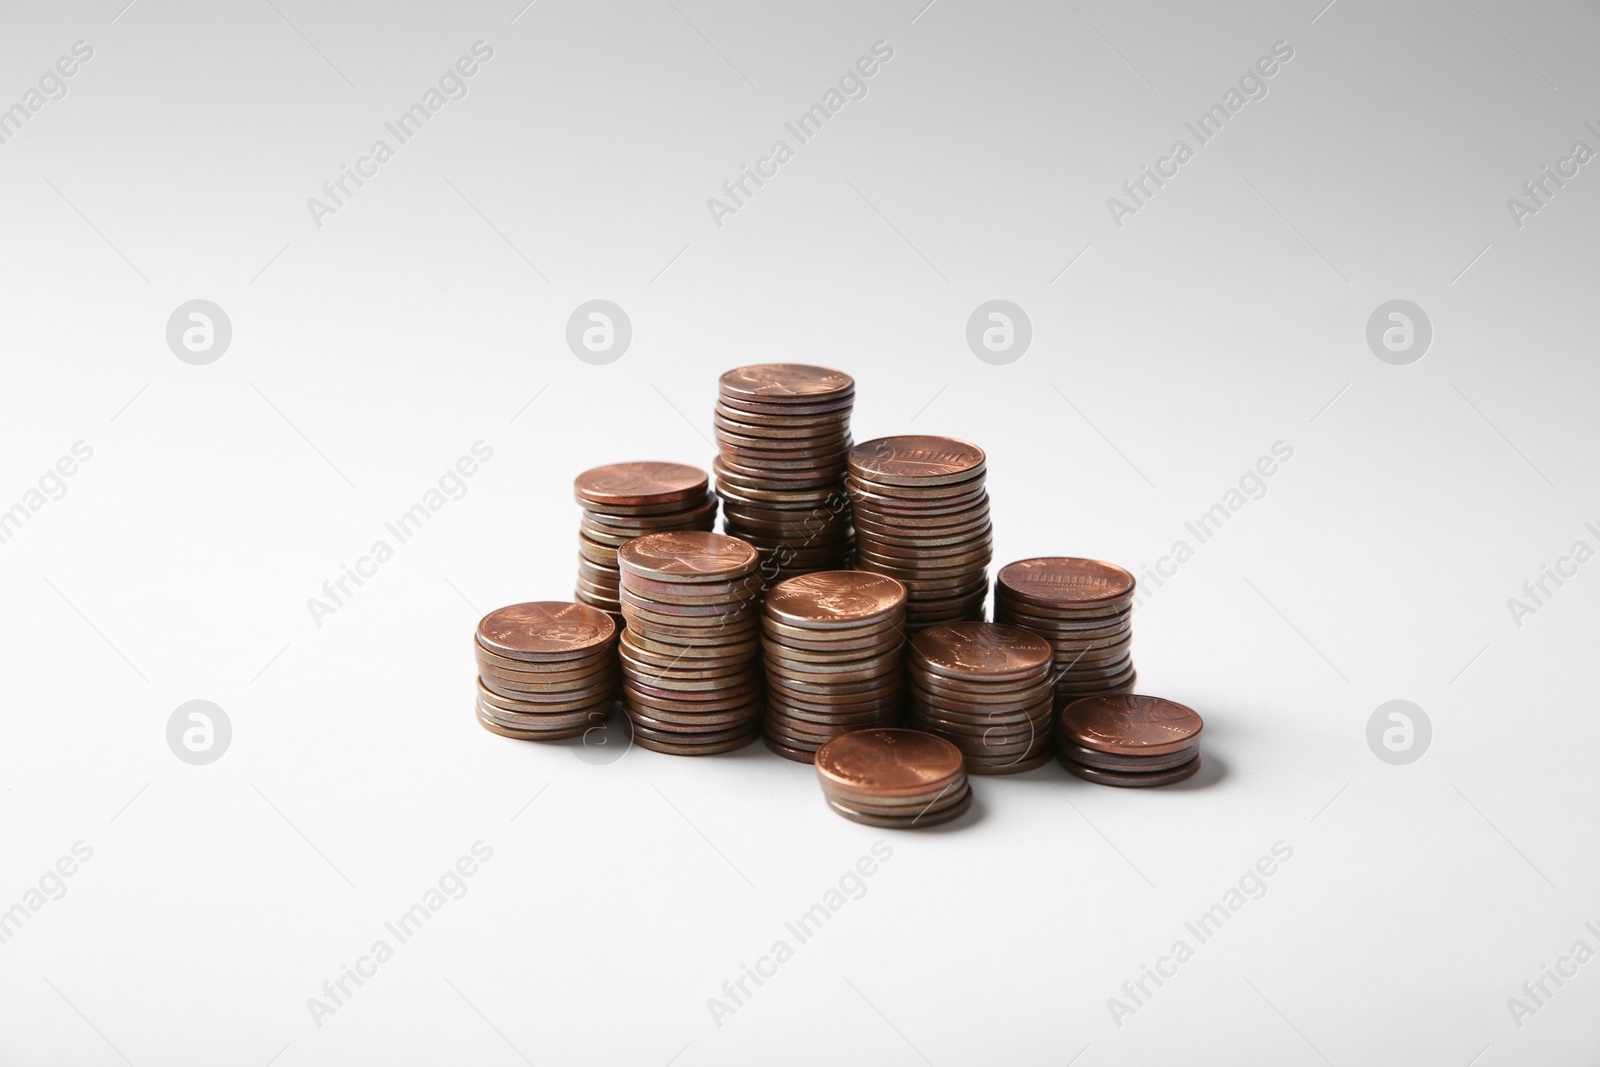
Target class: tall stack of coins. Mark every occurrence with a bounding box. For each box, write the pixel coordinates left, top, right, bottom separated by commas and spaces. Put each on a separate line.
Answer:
616, 531, 763, 754
713, 364, 855, 581
1057, 694, 1203, 787
847, 435, 992, 633
473, 602, 619, 741
761, 570, 908, 762
993, 558, 1137, 704
574, 462, 717, 622
907, 622, 1054, 774
814, 728, 971, 828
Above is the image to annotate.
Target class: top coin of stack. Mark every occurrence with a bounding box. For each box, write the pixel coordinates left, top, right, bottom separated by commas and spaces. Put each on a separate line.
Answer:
907, 622, 1055, 775
992, 558, 1137, 705
847, 435, 993, 633
616, 531, 764, 755
814, 727, 972, 829
574, 462, 718, 622
1057, 694, 1203, 787
761, 570, 908, 763
713, 364, 855, 582
473, 602, 619, 742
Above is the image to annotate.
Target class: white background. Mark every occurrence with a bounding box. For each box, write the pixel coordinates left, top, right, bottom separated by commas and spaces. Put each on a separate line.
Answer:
1, 0, 1596, 1063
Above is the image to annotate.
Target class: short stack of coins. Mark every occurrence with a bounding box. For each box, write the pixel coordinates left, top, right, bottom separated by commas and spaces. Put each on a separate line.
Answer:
907, 622, 1055, 774
574, 462, 717, 622
713, 364, 855, 581
1057, 694, 1203, 787
993, 557, 1137, 705
473, 602, 619, 741
814, 728, 971, 828
616, 531, 764, 754
847, 435, 992, 633
761, 570, 908, 762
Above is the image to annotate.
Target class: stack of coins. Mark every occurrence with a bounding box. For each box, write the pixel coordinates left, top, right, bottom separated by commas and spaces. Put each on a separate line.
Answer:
473, 602, 619, 741
814, 728, 971, 828
847, 436, 993, 633
907, 622, 1054, 774
713, 364, 855, 581
761, 570, 908, 762
993, 558, 1137, 705
616, 531, 764, 754
574, 462, 717, 622
1057, 694, 1203, 786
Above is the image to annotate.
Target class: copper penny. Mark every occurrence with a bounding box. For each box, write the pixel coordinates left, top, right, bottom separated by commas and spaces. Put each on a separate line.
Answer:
1061, 753, 1201, 787
910, 622, 1052, 682
575, 462, 708, 507
848, 436, 985, 486
719, 363, 854, 402
815, 728, 966, 798
476, 602, 617, 663
996, 558, 1136, 610
1060, 694, 1203, 756
618, 531, 759, 582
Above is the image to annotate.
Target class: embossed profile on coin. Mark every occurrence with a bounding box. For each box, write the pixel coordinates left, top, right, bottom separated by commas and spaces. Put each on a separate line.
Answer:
998, 558, 1135, 606
618, 531, 759, 581
815, 728, 964, 794
574, 462, 707, 506
718, 364, 854, 400
913, 622, 1052, 678
1061, 694, 1203, 756
849, 435, 985, 485
476, 602, 617, 661
766, 571, 906, 625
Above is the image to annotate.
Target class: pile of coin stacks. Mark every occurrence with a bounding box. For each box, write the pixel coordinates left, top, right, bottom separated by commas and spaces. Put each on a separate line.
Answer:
473, 602, 619, 741
761, 570, 909, 762
713, 364, 855, 581
847, 435, 992, 633
574, 462, 717, 623
616, 531, 764, 754
907, 622, 1055, 774
814, 728, 971, 828
1057, 694, 1204, 787
993, 557, 1137, 705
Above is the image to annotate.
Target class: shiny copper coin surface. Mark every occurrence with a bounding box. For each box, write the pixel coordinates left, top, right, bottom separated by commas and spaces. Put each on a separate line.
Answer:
574, 461, 708, 507
1060, 694, 1204, 756
476, 602, 617, 662
814, 728, 965, 798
